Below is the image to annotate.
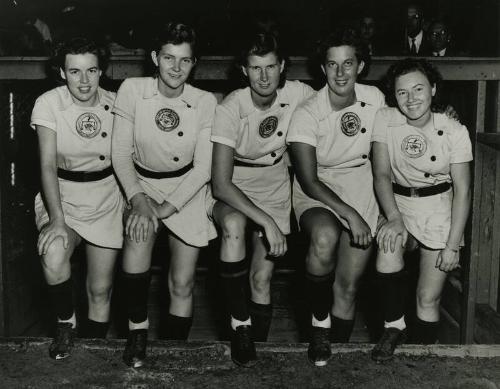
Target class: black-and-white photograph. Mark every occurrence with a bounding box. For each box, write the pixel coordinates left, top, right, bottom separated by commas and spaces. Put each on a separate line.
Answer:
0, 0, 499, 387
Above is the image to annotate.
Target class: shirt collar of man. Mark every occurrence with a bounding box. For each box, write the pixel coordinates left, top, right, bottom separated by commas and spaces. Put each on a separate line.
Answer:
239, 82, 292, 119
433, 48, 447, 56
59, 86, 113, 111
317, 83, 376, 120
407, 30, 423, 51
143, 77, 198, 108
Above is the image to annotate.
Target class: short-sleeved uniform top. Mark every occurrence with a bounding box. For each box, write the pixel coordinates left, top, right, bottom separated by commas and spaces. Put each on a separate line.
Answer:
211, 80, 315, 234
371, 107, 473, 248
287, 83, 386, 235
31, 86, 124, 249
112, 77, 217, 247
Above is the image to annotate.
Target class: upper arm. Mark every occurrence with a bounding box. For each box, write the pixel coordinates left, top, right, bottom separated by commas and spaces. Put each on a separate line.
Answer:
36, 125, 57, 169
450, 162, 471, 193
289, 142, 318, 186
212, 142, 235, 187
372, 141, 392, 180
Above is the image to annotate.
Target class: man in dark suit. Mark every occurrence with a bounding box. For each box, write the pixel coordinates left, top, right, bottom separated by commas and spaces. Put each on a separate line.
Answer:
402, 3, 428, 56
426, 20, 467, 57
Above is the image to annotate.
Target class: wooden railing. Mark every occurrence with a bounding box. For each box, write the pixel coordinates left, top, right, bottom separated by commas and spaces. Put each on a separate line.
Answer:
0, 56, 499, 342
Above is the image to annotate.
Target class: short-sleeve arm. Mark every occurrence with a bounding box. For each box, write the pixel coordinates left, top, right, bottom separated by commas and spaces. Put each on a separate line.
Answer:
166, 94, 217, 210
371, 109, 390, 144
211, 101, 240, 148
286, 106, 318, 147
111, 80, 144, 201
112, 79, 136, 122
450, 124, 473, 164
31, 95, 56, 131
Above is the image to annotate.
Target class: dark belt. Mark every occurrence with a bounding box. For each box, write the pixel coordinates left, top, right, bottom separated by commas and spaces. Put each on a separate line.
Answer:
134, 162, 193, 179
57, 166, 113, 182
392, 182, 451, 198
234, 155, 283, 168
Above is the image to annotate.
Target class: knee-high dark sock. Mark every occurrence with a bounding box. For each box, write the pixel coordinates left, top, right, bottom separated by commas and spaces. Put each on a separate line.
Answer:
305, 271, 335, 322
377, 270, 407, 323
249, 300, 272, 341
413, 317, 439, 344
47, 279, 74, 321
219, 259, 250, 322
84, 319, 110, 339
164, 314, 193, 340
330, 316, 355, 343
121, 270, 151, 324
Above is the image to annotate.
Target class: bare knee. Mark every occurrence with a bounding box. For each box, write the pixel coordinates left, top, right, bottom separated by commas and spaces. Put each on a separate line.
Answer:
375, 251, 404, 273
169, 274, 195, 300
220, 212, 247, 244
416, 289, 441, 311
250, 269, 272, 295
310, 225, 339, 264
87, 281, 113, 305
41, 238, 71, 276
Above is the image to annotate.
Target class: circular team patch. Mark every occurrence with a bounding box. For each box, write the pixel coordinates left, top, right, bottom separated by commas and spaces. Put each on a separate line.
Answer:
259, 116, 278, 138
155, 108, 180, 132
401, 135, 427, 158
75, 112, 101, 138
340, 112, 361, 137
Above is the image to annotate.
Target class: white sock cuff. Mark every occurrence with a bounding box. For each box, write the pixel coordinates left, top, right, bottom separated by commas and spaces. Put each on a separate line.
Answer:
384, 316, 406, 330
312, 314, 331, 328
231, 316, 251, 331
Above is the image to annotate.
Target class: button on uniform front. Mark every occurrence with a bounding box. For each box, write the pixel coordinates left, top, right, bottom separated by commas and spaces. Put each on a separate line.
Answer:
361, 128, 366, 133
173, 157, 179, 162
362, 154, 367, 159
430, 155, 436, 161
104, 105, 109, 111
277, 131, 283, 136
99, 155, 105, 161
101, 132, 107, 138
437, 130, 443, 136
271, 152, 276, 157
178, 131, 184, 137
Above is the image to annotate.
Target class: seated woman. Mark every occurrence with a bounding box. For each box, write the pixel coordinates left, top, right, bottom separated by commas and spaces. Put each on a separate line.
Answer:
111, 22, 217, 368
211, 32, 314, 367
31, 37, 124, 359
287, 28, 385, 367
371, 58, 472, 361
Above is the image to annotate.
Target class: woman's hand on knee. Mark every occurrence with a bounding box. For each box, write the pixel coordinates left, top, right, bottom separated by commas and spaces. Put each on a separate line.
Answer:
126, 193, 159, 242
346, 210, 372, 248
37, 218, 70, 255
436, 247, 459, 272
263, 220, 287, 257
376, 216, 408, 253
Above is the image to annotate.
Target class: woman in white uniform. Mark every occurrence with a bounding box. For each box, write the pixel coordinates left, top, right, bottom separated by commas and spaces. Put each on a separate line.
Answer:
31, 38, 124, 360
111, 22, 217, 368
211, 32, 314, 367
287, 28, 385, 367
371, 58, 472, 361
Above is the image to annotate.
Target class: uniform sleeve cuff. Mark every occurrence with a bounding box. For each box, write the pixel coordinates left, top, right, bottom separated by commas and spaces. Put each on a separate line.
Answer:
211, 136, 236, 148
286, 135, 317, 147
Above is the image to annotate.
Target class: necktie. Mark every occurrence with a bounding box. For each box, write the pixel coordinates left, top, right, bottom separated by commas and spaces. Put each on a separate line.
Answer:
410, 38, 417, 54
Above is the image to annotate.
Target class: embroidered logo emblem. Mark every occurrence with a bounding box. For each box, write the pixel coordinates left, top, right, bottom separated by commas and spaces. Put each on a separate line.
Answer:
259, 116, 278, 138
401, 135, 427, 158
75, 112, 101, 138
155, 108, 180, 132
340, 112, 361, 136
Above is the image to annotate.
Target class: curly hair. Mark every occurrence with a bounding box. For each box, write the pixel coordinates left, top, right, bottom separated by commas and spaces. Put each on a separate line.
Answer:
54, 37, 108, 72
316, 27, 369, 66
153, 22, 197, 58
385, 58, 443, 111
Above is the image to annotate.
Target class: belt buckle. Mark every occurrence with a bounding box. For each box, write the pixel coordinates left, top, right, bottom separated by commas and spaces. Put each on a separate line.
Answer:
410, 187, 419, 198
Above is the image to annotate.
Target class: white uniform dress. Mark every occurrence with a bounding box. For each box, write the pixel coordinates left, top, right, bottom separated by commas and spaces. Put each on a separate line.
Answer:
211, 80, 315, 234
371, 107, 473, 249
287, 83, 385, 235
112, 77, 217, 247
31, 86, 124, 249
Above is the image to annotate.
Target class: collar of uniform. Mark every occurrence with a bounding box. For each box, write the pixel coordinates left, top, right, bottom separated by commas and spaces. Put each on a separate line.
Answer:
59, 86, 112, 111
433, 112, 449, 131
387, 108, 407, 127
316, 83, 374, 121
238, 84, 292, 119
143, 77, 198, 107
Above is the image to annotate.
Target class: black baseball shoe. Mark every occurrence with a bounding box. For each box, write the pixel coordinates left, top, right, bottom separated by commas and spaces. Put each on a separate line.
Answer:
371, 327, 407, 362
49, 322, 75, 360
308, 326, 331, 367
123, 329, 148, 368
231, 325, 257, 367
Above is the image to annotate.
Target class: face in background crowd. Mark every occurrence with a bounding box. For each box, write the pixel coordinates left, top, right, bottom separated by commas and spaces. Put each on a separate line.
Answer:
60, 52, 101, 107
428, 21, 451, 53
360, 16, 376, 42
152, 42, 196, 98
321, 45, 364, 100
395, 69, 436, 128
406, 4, 423, 37
242, 51, 284, 102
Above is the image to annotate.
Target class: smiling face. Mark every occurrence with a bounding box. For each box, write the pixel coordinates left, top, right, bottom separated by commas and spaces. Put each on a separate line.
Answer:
60, 53, 101, 107
152, 42, 195, 98
321, 45, 364, 100
429, 22, 451, 52
242, 52, 284, 104
395, 70, 436, 127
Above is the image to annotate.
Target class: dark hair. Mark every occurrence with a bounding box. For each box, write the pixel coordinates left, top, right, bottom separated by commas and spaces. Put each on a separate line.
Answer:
385, 58, 443, 110
316, 27, 369, 66
55, 37, 108, 71
153, 22, 197, 58
239, 32, 285, 67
